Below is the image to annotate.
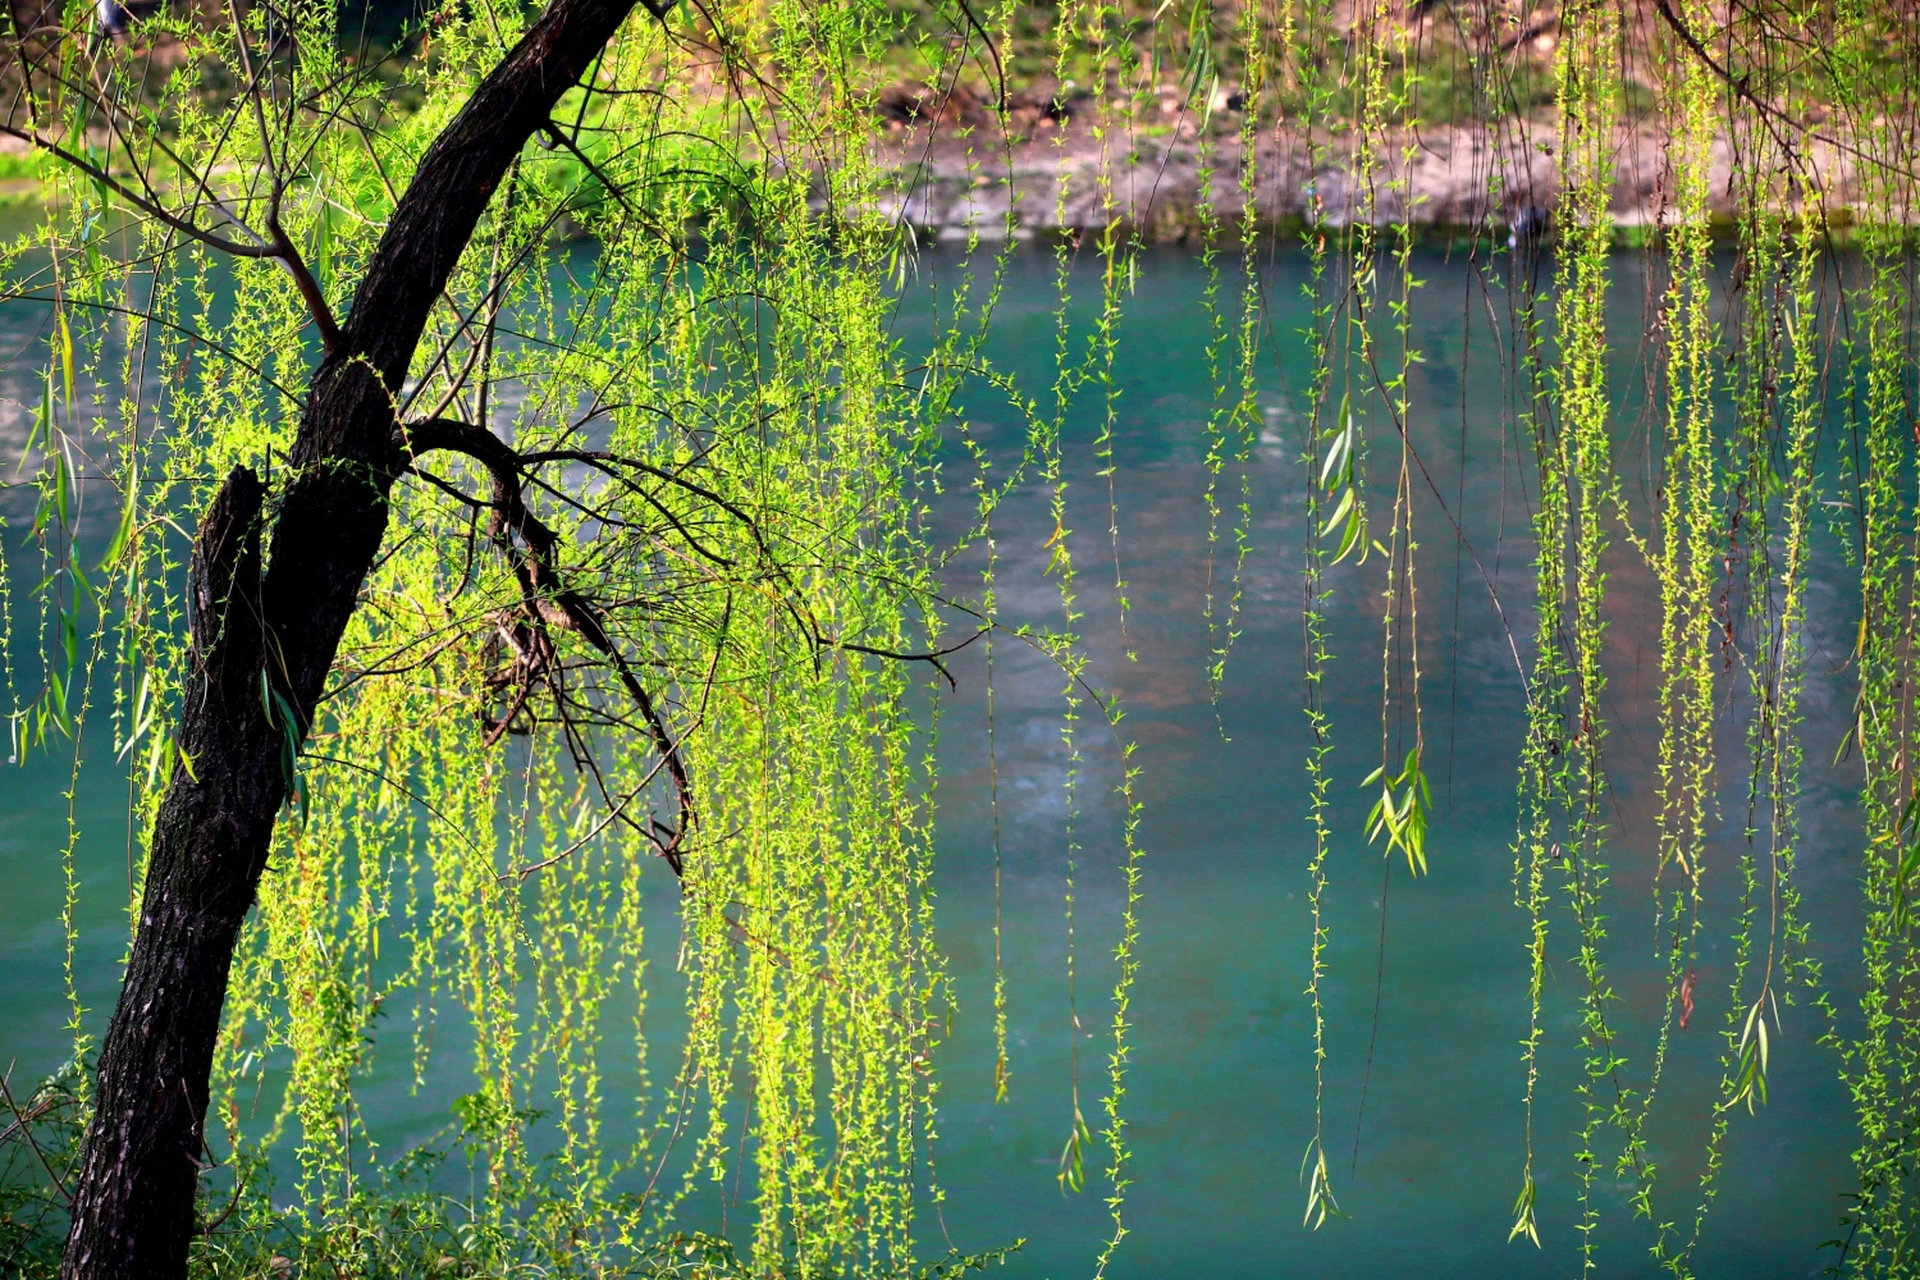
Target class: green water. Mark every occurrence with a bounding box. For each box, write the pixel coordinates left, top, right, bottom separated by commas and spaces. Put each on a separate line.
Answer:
0, 244, 1865, 1276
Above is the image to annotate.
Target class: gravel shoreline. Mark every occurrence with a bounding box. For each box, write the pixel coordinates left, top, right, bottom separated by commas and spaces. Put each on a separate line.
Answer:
869, 113, 1879, 238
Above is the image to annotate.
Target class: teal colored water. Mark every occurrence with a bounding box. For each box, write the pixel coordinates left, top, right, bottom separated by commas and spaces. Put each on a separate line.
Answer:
0, 242, 1866, 1277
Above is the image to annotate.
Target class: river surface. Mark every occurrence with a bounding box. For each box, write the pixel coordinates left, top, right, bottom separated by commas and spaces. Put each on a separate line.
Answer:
0, 238, 1868, 1277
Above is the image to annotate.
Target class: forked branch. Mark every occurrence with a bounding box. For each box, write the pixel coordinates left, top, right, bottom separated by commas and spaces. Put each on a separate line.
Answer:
400, 415, 695, 871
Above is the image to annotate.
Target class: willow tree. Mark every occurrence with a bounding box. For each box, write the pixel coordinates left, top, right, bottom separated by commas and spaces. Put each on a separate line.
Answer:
6, 0, 712, 1270
7, 0, 1920, 1275
0, 0, 1022, 1270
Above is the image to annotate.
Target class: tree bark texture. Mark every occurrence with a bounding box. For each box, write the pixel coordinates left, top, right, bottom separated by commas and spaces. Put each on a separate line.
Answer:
60, 0, 645, 1273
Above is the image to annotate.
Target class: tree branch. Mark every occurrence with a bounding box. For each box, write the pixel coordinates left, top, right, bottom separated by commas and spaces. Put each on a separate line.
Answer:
400, 416, 695, 868
1648, 0, 1920, 188
0, 122, 280, 259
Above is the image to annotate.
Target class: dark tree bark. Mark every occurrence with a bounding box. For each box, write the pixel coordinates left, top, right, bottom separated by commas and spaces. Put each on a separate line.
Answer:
59, 0, 651, 1273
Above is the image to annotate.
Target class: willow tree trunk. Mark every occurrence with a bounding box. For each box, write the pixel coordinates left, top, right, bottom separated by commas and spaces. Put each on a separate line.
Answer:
59, 1, 645, 1273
